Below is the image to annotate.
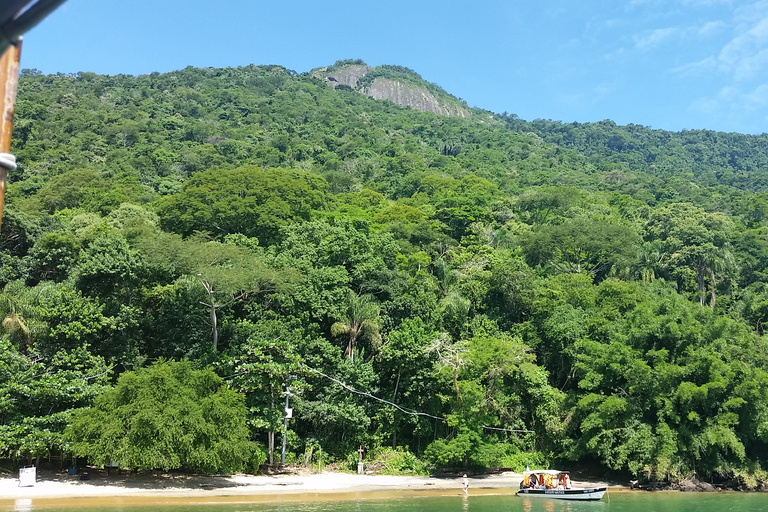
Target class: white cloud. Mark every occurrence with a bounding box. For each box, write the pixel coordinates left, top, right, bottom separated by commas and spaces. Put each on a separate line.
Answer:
690, 82, 768, 117
672, 56, 718, 76
698, 20, 726, 36
689, 96, 720, 114
593, 81, 618, 97
628, 0, 731, 9
633, 18, 725, 53
671, 2, 768, 82
634, 27, 680, 49
743, 83, 768, 107
681, 0, 733, 5
718, 14, 768, 80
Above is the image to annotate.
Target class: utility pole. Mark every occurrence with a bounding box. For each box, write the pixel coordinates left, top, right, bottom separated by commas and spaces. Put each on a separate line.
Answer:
0, 43, 21, 232
280, 375, 296, 465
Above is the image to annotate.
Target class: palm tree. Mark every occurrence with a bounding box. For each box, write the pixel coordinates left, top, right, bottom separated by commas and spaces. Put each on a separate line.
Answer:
434, 258, 459, 297
0, 280, 50, 352
705, 244, 737, 309
635, 241, 666, 283
331, 290, 382, 362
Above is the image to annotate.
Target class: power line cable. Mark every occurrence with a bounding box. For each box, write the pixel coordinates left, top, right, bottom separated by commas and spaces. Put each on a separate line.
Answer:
301, 363, 533, 433
302, 363, 446, 421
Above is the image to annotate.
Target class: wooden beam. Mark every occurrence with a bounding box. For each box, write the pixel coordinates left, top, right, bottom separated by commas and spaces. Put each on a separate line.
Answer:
0, 42, 21, 232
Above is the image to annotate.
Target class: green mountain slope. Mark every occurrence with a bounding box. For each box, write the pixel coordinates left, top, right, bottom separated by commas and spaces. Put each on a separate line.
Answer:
506, 116, 768, 193
2, 63, 768, 485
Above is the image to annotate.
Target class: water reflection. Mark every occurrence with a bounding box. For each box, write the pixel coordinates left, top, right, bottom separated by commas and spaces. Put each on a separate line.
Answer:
13, 499, 31, 512
6, 491, 768, 512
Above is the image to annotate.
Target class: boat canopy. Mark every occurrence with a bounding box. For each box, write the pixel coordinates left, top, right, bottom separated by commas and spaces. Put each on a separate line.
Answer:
522, 469, 569, 476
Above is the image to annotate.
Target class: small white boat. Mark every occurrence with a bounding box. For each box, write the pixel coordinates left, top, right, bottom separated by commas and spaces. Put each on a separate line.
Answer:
516, 469, 606, 501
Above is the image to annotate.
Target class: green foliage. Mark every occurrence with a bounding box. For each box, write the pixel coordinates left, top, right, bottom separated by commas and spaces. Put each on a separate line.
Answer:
372, 447, 430, 475
66, 360, 256, 474
471, 443, 550, 471
0, 339, 111, 460
34, 286, 119, 357
331, 290, 382, 362
4, 64, 768, 484
424, 432, 479, 467
21, 169, 139, 215
325, 59, 368, 74
155, 166, 329, 245
521, 215, 640, 279
220, 318, 305, 436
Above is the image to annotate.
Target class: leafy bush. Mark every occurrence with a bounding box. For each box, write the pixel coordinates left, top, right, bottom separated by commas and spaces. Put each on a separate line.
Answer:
251, 443, 268, 472
326, 59, 367, 73
498, 451, 551, 472
66, 360, 256, 474
375, 447, 430, 476
423, 433, 477, 467
345, 450, 361, 472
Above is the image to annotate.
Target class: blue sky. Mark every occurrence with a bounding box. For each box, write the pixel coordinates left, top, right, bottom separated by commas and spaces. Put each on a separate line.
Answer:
19, 0, 768, 134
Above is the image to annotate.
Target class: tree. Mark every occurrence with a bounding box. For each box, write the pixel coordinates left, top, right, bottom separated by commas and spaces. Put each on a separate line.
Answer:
521, 215, 640, 280
187, 239, 289, 351
417, 174, 498, 239
376, 318, 441, 449
135, 231, 293, 352
515, 186, 582, 225
26, 231, 81, 284
0, 280, 50, 353
75, 232, 143, 301
331, 290, 382, 362
268, 218, 399, 323
154, 166, 330, 245
644, 203, 736, 306
220, 319, 305, 464
20, 169, 138, 215
0, 206, 40, 257
33, 285, 127, 361
484, 249, 536, 326
66, 360, 257, 474
634, 241, 666, 283
0, 340, 111, 463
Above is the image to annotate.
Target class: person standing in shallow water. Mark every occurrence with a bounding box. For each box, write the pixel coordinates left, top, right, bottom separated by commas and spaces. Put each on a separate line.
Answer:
462, 474, 469, 495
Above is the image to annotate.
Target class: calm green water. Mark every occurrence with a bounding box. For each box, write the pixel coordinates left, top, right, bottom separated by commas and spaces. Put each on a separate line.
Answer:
4, 492, 768, 512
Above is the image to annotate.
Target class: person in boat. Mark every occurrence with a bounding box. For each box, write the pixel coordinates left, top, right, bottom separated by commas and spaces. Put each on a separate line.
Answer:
520, 474, 534, 489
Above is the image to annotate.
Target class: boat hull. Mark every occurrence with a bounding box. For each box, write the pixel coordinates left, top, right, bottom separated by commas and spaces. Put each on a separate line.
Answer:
516, 487, 607, 501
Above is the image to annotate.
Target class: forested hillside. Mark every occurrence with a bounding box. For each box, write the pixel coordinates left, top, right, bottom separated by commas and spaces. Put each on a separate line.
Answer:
2, 61, 768, 486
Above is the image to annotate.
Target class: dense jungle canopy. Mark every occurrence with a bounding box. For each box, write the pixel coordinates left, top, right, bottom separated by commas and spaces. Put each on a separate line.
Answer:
2, 61, 768, 484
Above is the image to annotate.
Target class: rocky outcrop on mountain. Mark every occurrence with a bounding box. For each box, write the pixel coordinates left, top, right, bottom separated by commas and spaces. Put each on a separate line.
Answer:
324, 65, 372, 88
315, 62, 470, 118
363, 78, 470, 118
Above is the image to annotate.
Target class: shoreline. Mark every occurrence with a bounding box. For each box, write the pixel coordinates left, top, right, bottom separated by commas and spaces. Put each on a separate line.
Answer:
0, 468, 626, 506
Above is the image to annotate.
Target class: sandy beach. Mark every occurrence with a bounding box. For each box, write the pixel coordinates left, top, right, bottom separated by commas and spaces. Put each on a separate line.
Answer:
0, 468, 625, 508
